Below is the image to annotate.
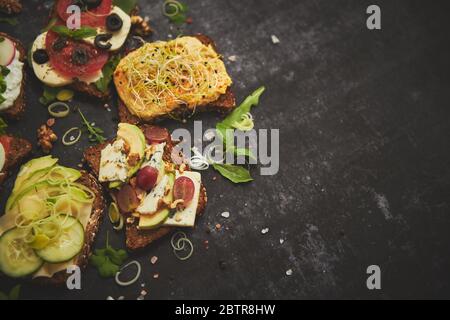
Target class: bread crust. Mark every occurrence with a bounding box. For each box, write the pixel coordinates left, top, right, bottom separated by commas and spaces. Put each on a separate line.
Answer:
0, 135, 32, 186
0, 32, 26, 120
116, 34, 236, 124
83, 124, 207, 251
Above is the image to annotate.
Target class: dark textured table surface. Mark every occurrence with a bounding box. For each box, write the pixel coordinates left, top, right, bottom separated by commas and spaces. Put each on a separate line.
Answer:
1, 0, 450, 299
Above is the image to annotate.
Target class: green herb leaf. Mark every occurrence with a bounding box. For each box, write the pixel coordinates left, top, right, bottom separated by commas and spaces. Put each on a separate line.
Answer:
39, 86, 59, 105
0, 117, 7, 135
212, 163, 253, 183
113, 0, 138, 14
78, 109, 106, 143
0, 18, 18, 26
8, 285, 20, 300
51, 25, 97, 40
41, 17, 58, 33
95, 55, 121, 93
90, 232, 128, 278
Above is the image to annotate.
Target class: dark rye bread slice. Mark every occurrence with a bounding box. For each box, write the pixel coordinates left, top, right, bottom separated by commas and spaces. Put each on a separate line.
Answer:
0, 32, 26, 120
117, 34, 236, 125
33, 171, 105, 286
83, 125, 208, 251
0, 135, 31, 185
44, 2, 140, 100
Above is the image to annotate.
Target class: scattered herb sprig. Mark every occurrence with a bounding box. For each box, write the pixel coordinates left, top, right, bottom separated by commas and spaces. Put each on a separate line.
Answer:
78, 109, 106, 143
51, 25, 97, 40
113, 0, 138, 14
0, 18, 18, 26
90, 232, 128, 278
0, 284, 21, 300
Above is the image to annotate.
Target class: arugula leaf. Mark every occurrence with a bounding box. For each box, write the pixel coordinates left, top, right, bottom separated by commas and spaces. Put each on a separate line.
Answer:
95, 55, 121, 93
51, 25, 97, 40
8, 285, 20, 300
113, 0, 138, 14
0, 18, 18, 26
78, 109, 106, 143
212, 163, 253, 183
41, 17, 58, 33
0, 117, 7, 135
0, 285, 21, 300
90, 232, 128, 278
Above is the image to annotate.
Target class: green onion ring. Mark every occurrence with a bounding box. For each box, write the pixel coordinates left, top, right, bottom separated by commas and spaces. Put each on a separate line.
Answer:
171, 231, 187, 250
62, 127, 82, 146
163, 0, 182, 17
48, 102, 70, 118
113, 215, 124, 231
115, 260, 141, 287
173, 238, 194, 261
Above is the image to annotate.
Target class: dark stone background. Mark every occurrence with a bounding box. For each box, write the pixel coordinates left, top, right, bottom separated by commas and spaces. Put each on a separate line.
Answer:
1, 0, 450, 299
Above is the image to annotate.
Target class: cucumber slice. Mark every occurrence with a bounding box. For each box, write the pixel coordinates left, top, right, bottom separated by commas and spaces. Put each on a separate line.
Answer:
35, 215, 85, 263
0, 228, 44, 278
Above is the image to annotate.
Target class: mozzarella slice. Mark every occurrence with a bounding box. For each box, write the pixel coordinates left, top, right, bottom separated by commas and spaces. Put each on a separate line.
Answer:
0, 143, 5, 172
99, 139, 129, 182
163, 171, 201, 227
136, 174, 169, 215
85, 6, 132, 52
31, 33, 73, 87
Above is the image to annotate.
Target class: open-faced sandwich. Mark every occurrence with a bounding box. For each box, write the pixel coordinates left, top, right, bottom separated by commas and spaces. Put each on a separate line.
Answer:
30, 0, 136, 99
0, 32, 26, 119
115, 35, 236, 124
84, 123, 207, 250
0, 156, 105, 285
0, 133, 31, 185
0, 0, 22, 14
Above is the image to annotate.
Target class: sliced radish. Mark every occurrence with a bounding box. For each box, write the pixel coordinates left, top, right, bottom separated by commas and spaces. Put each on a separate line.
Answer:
0, 37, 16, 66
0, 143, 5, 172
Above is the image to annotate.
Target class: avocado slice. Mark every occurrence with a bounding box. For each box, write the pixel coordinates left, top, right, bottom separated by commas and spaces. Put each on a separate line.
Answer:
6, 166, 81, 213
12, 156, 58, 194
138, 208, 171, 230
7, 181, 60, 214
117, 123, 146, 177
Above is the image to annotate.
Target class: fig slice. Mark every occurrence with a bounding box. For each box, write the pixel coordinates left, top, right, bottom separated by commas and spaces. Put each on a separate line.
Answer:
0, 37, 16, 66
117, 184, 140, 213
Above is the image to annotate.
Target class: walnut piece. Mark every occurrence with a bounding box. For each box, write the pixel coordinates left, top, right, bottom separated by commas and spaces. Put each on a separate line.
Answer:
0, 0, 22, 14
37, 124, 57, 154
131, 15, 152, 37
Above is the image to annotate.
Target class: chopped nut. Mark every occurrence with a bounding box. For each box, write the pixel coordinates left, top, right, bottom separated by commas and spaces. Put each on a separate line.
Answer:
170, 199, 184, 209
0, 0, 22, 14
179, 163, 187, 174
215, 223, 221, 230
153, 273, 159, 279
150, 256, 158, 264
46, 118, 56, 127
131, 15, 152, 36
128, 153, 140, 167
37, 124, 58, 154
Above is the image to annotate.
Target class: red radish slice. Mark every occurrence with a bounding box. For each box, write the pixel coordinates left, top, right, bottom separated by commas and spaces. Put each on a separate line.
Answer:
0, 136, 12, 155
0, 37, 16, 66
144, 126, 170, 144
173, 176, 195, 205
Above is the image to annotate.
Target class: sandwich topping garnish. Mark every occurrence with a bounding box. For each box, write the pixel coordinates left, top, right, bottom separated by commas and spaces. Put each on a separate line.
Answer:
0, 36, 24, 110
31, 0, 132, 90
114, 36, 232, 119
0, 156, 96, 278
99, 123, 202, 229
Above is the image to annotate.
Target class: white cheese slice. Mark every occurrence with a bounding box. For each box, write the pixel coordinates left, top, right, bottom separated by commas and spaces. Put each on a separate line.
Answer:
0, 143, 5, 172
84, 6, 132, 52
31, 32, 103, 87
163, 171, 201, 227
99, 139, 128, 182
0, 49, 24, 111
136, 174, 169, 215
31, 32, 73, 87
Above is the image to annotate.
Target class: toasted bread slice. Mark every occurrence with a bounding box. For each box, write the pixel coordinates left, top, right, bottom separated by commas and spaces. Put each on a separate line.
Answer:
84, 124, 207, 251
0, 32, 26, 120
32, 171, 105, 286
115, 34, 236, 124
39, 2, 140, 100
0, 0, 22, 14
0, 135, 31, 185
